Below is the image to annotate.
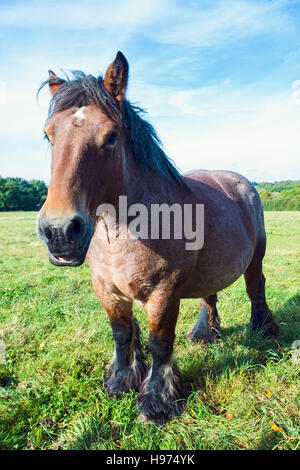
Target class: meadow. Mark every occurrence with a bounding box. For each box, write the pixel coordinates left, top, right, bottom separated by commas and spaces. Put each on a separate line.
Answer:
0, 211, 299, 450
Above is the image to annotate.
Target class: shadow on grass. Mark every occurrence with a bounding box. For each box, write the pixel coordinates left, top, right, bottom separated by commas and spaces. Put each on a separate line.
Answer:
67, 416, 121, 450
183, 292, 300, 393
254, 432, 281, 450
273, 292, 300, 341
0, 373, 17, 389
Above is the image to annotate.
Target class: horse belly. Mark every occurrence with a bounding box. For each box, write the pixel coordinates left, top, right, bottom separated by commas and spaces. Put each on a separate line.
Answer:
181, 227, 255, 298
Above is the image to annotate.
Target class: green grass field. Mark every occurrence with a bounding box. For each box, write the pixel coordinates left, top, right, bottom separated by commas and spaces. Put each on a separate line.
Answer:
0, 211, 299, 450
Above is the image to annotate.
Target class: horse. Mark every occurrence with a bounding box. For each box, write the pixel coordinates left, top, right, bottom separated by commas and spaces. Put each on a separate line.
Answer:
37, 51, 279, 424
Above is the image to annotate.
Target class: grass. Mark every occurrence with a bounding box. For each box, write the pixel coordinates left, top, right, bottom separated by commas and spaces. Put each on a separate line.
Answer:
0, 211, 299, 450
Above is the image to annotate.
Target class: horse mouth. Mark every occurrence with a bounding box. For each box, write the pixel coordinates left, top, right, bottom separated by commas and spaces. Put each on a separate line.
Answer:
49, 253, 86, 267
47, 229, 94, 267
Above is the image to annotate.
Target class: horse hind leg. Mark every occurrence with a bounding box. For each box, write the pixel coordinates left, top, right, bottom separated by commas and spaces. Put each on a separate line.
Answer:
187, 294, 221, 344
244, 241, 279, 338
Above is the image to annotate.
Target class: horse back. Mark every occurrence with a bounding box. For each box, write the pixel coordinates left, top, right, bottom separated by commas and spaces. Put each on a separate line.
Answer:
184, 169, 266, 245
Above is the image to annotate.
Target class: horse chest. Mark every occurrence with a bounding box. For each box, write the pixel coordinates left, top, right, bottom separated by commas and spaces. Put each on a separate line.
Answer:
87, 232, 160, 304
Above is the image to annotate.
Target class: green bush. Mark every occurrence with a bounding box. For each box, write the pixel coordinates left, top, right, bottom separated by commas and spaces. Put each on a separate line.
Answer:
0, 177, 47, 211
0, 177, 299, 212
255, 181, 300, 211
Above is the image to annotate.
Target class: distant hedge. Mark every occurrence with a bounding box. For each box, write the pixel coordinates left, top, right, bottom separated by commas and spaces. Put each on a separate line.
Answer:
253, 181, 300, 211
0, 176, 299, 211
0, 177, 48, 211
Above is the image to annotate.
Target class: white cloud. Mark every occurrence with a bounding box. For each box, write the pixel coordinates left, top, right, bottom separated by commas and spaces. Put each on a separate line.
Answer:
170, 91, 206, 117
153, 0, 294, 48
291, 80, 300, 105
168, 83, 248, 119
158, 92, 300, 181
1, 0, 294, 52
0, 81, 7, 105
0, 0, 164, 30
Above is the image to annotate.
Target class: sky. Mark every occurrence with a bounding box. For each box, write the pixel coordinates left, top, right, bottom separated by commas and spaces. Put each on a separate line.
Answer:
0, 0, 300, 183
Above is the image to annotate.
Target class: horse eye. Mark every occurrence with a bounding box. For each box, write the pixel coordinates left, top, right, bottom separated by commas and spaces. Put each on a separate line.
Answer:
105, 133, 118, 146
44, 133, 53, 146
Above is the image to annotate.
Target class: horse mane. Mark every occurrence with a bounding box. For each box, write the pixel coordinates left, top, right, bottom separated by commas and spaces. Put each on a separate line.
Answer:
38, 71, 188, 189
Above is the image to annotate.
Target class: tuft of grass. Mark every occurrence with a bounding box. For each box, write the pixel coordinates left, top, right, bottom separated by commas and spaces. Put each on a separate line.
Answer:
0, 211, 299, 450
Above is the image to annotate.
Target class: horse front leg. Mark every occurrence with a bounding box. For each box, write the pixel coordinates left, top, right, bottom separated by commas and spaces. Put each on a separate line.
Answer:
94, 284, 146, 397
106, 313, 146, 397
138, 295, 186, 424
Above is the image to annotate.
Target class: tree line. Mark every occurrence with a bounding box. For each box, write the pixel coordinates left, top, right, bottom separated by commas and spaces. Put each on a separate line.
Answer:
253, 180, 300, 211
0, 176, 299, 211
0, 177, 47, 211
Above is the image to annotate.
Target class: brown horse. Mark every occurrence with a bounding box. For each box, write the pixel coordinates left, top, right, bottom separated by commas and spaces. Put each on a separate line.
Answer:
37, 52, 279, 424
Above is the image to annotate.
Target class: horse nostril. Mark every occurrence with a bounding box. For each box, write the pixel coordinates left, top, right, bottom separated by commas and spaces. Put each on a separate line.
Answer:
65, 216, 84, 241
44, 227, 53, 242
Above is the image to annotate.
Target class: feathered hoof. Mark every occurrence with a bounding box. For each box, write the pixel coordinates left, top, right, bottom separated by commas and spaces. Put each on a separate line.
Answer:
104, 359, 146, 398
138, 363, 186, 424
138, 392, 186, 425
187, 326, 220, 344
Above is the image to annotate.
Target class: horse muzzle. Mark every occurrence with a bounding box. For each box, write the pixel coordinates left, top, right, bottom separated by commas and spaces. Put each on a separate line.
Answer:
37, 213, 94, 267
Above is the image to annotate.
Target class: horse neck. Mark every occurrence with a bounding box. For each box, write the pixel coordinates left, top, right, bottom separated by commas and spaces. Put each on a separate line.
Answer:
122, 146, 179, 205
101, 137, 184, 210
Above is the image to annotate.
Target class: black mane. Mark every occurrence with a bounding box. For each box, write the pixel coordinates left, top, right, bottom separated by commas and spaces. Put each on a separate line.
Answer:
38, 71, 187, 189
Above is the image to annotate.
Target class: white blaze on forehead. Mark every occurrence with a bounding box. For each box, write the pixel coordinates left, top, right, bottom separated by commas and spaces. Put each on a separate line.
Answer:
73, 106, 86, 121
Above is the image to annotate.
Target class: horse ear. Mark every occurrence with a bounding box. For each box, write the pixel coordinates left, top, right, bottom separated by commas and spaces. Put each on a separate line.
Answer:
48, 70, 64, 97
104, 51, 129, 105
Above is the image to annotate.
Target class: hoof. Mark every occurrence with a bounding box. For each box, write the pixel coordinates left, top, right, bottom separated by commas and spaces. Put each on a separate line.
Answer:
251, 319, 280, 339
139, 412, 167, 426
138, 362, 186, 424
261, 321, 280, 338
187, 327, 219, 344
104, 356, 146, 398
138, 392, 186, 425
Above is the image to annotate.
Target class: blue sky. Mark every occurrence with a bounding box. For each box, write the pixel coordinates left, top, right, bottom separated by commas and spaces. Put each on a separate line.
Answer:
0, 0, 300, 183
